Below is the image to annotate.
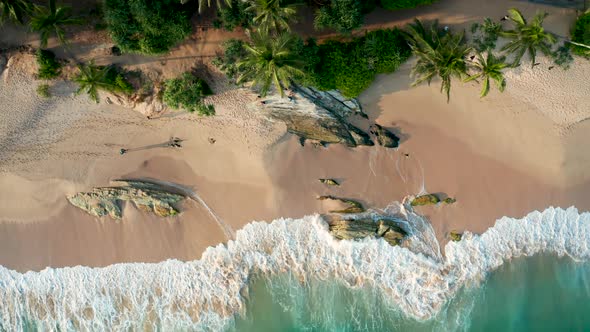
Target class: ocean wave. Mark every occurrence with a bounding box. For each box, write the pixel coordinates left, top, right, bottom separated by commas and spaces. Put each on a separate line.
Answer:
0, 206, 589, 331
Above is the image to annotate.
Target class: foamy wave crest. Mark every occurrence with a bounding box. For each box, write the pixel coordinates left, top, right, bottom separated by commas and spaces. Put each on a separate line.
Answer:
0, 206, 589, 331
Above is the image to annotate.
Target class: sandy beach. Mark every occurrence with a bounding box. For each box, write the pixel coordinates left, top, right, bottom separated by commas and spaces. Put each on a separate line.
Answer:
1, 0, 589, 273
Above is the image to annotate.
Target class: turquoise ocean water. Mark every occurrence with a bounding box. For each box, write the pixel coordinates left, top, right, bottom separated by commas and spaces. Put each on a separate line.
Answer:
1, 205, 590, 331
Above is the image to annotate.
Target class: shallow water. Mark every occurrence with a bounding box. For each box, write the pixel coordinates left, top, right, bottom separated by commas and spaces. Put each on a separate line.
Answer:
233, 255, 590, 332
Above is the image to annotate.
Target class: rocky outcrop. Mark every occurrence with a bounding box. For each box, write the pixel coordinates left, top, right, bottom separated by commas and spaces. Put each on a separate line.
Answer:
329, 218, 408, 246
369, 124, 400, 148
319, 178, 339, 186
259, 88, 373, 147
449, 231, 463, 242
294, 85, 367, 119
67, 180, 186, 219
318, 195, 365, 213
411, 194, 441, 206
104, 87, 167, 117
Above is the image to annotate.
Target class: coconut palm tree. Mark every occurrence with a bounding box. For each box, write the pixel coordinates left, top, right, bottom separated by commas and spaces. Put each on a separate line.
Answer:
237, 31, 304, 97
180, 0, 232, 14
406, 19, 472, 102
500, 8, 557, 68
29, 0, 81, 48
246, 0, 297, 34
0, 0, 34, 25
74, 62, 117, 103
464, 52, 508, 97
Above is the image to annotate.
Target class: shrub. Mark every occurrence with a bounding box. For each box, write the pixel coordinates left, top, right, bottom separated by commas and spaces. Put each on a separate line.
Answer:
571, 12, 590, 58
163, 72, 214, 115
36, 49, 61, 79
314, 0, 363, 33
36, 84, 51, 98
217, 0, 254, 31
554, 42, 574, 69
103, 0, 192, 54
303, 28, 411, 97
212, 39, 248, 82
380, 0, 437, 10
470, 18, 502, 52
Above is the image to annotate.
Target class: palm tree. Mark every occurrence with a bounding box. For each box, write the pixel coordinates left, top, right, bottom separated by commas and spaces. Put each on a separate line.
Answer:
406, 19, 472, 102
74, 62, 116, 103
500, 8, 557, 68
0, 0, 34, 25
29, 0, 81, 48
237, 31, 305, 97
180, 0, 232, 14
464, 52, 508, 97
246, 0, 297, 34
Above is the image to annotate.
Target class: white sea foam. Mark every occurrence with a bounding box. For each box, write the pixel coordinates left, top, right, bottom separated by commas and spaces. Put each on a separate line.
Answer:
0, 206, 589, 331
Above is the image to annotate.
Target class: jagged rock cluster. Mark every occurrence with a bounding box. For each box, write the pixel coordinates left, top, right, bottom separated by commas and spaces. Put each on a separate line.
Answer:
67, 180, 186, 219
328, 218, 408, 246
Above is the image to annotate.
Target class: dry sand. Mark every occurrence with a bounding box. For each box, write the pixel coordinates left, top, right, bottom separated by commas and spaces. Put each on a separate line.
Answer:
1, 0, 590, 272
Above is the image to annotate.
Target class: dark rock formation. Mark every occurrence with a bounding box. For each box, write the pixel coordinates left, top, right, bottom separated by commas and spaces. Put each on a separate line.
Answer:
329, 218, 408, 246
369, 124, 400, 148
67, 180, 186, 219
443, 197, 457, 204
449, 231, 463, 242
411, 194, 441, 206
318, 195, 365, 214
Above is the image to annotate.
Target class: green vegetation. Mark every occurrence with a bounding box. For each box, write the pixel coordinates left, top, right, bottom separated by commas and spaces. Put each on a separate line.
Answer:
74, 62, 134, 103
500, 9, 557, 67
0, 0, 33, 24
213, 39, 248, 82
465, 52, 508, 97
163, 72, 215, 115
470, 18, 502, 52
314, 0, 363, 33
237, 31, 305, 97
30, 0, 81, 48
216, 0, 254, 30
406, 19, 471, 102
305, 28, 410, 97
104, 0, 192, 54
246, 0, 297, 34
35, 49, 62, 79
36, 83, 51, 98
184, 0, 231, 14
571, 12, 590, 58
380, 0, 437, 10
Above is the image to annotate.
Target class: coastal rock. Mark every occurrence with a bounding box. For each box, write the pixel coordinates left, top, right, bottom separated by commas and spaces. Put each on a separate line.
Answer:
319, 178, 339, 186
318, 195, 365, 213
443, 197, 457, 204
449, 230, 463, 242
259, 87, 373, 147
328, 218, 408, 246
67, 180, 186, 219
295, 85, 367, 119
369, 124, 400, 148
411, 194, 441, 206
103, 90, 168, 117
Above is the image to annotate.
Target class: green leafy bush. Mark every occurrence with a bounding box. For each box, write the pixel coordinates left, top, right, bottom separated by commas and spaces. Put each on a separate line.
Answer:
105, 67, 135, 95
36, 83, 51, 98
314, 0, 363, 33
571, 12, 590, 58
380, 0, 437, 10
103, 0, 192, 54
212, 39, 248, 82
163, 72, 214, 115
304, 28, 411, 97
36, 49, 61, 79
470, 18, 502, 52
217, 0, 254, 31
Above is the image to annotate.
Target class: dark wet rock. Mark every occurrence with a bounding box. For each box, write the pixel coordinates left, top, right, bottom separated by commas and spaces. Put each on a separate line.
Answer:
449, 231, 463, 242
318, 195, 365, 213
443, 197, 457, 204
348, 124, 374, 146
411, 194, 440, 206
67, 180, 186, 219
369, 124, 400, 148
329, 218, 408, 246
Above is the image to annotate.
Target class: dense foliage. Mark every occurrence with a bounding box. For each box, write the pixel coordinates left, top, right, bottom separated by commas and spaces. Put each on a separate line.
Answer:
305, 28, 411, 97
247, 0, 297, 34
163, 72, 214, 115
314, 0, 363, 33
380, 0, 437, 10
30, 0, 81, 47
75, 62, 134, 103
571, 12, 590, 58
0, 0, 33, 24
104, 0, 192, 54
470, 18, 502, 52
216, 0, 254, 30
36, 49, 62, 79
212, 39, 248, 81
